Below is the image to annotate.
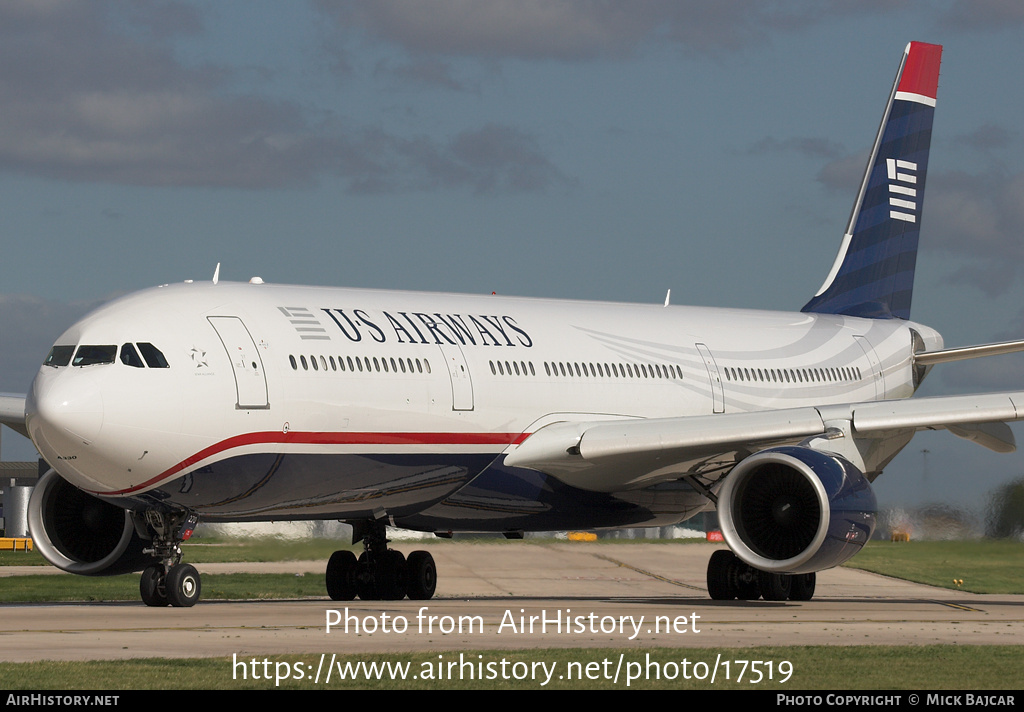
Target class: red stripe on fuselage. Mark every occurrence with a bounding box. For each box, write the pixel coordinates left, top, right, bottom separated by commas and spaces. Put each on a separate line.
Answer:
89, 430, 531, 496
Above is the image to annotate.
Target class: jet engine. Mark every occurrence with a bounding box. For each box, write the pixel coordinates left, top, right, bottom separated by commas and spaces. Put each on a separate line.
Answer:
27, 469, 158, 576
717, 446, 876, 574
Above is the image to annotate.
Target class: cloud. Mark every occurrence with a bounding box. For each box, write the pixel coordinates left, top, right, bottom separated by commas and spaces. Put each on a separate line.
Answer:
321, 0, 662, 61
318, 1, 911, 62
938, 0, 1024, 31
373, 58, 477, 92
0, 2, 569, 194
925, 170, 1024, 295
0, 294, 98, 395
348, 124, 574, 194
940, 310, 1024, 392
0, 3, 335, 188
814, 146, 1024, 296
816, 151, 870, 194
951, 124, 1017, 153
748, 136, 847, 160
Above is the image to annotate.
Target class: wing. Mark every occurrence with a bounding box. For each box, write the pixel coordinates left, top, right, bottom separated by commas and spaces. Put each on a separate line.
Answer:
0, 394, 28, 438
504, 391, 1024, 493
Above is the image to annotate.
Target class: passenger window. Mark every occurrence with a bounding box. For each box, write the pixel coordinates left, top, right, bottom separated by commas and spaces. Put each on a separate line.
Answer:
73, 345, 116, 366
138, 343, 170, 368
120, 343, 145, 368
43, 345, 75, 368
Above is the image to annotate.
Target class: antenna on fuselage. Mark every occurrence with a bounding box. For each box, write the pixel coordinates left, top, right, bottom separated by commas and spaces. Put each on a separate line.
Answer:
212, 263, 221, 285
664, 289, 671, 307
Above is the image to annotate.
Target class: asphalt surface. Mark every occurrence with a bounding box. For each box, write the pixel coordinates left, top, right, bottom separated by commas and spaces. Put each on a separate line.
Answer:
1, 542, 1021, 662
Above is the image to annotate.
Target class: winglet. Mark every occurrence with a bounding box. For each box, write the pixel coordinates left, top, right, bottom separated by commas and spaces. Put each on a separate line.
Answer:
803, 42, 942, 320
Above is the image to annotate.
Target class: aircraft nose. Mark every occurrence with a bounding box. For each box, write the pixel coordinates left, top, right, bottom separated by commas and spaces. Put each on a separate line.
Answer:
27, 369, 105, 453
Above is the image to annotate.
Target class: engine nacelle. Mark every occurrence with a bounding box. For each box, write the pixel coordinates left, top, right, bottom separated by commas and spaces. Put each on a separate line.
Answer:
27, 469, 159, 576
718, 446, 876, 575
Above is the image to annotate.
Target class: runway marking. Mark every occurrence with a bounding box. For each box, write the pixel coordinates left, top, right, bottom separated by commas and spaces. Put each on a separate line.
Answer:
925, 600, 984, 612
591, 553, 706, 592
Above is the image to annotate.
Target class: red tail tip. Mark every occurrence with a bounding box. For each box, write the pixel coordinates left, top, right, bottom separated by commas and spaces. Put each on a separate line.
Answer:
898, 42, 942, 100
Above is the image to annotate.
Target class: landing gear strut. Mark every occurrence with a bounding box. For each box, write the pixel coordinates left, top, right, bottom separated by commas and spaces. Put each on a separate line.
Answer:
326, 520, 436, 601
706, 549, 815, 602
139, 510, 201, 607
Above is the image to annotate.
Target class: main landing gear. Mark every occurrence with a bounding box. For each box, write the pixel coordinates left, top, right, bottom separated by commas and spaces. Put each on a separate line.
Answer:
139, 510, 202, 607
326, 520, 437, 601
706, 549, 816, 602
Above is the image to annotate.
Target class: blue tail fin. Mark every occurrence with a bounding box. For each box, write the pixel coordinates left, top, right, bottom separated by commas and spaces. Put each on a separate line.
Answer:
802, 42, 942, 320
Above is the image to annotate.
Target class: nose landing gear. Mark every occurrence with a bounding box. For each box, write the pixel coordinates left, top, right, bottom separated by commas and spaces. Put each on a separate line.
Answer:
139, 510, 202, 607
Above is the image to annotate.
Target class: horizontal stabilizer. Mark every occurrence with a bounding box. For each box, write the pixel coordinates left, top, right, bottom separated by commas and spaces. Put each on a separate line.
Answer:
0, 394, 28, 438
915, 338, 1024, 366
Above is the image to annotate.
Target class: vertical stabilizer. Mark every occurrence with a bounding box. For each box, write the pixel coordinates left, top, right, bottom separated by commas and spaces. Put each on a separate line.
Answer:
802, 42, 942, 320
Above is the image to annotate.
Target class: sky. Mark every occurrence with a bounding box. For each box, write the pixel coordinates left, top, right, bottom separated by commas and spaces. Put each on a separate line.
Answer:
2, 0, 1024, 518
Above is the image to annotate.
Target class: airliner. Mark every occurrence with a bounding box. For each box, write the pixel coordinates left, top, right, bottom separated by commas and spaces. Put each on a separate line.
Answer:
2, 42, 1023, 607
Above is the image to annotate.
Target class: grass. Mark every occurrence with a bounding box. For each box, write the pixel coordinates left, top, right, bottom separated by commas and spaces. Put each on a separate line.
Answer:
0, 646, 1020, 690
182, 537, 358, 563
0, 572, 327, 602
844, 539, 1024, 594
1, 538, 1022, 690
0, 549, 48, 566
3, 537, 1023, 602
0, 535, 362, 568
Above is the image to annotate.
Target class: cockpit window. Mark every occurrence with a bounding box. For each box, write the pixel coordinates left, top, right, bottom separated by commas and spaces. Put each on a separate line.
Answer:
43, 345, 75, 368
120, 343, 145, 368
137, 342, 169, 368
73, 345, 117, 366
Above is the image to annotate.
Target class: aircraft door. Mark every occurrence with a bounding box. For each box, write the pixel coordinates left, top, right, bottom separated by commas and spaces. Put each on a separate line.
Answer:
853, 335, 883, 399
208, 316, 270, 409
437, 343, 474, 411
695, 343, 725, 414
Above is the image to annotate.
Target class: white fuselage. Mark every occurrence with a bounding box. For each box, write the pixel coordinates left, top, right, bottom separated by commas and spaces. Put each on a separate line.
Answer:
25, 280, 940, 526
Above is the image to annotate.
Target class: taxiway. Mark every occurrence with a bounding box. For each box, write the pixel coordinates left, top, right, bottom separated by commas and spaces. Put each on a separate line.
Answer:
1, 542, 1020, 662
